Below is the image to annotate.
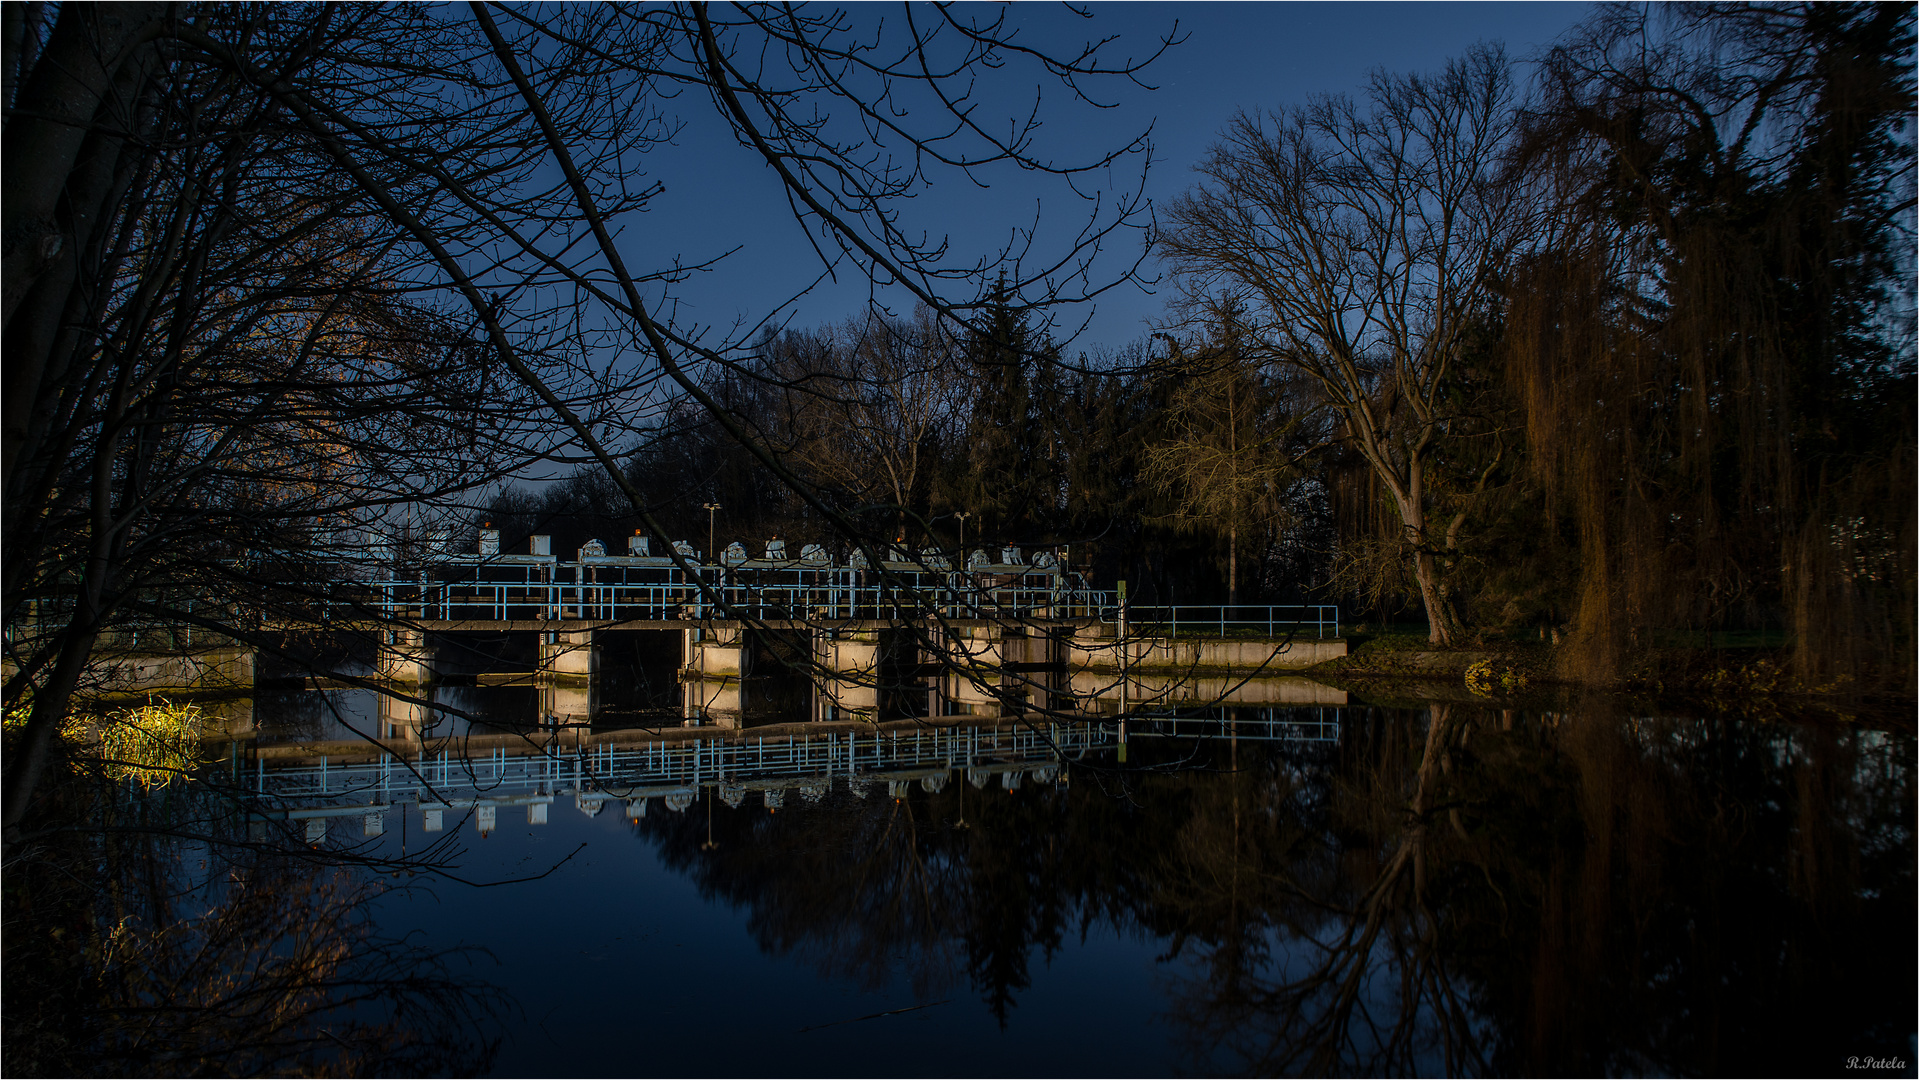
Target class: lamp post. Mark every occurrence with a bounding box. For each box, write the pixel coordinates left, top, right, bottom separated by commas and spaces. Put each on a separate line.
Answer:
955, 511, 970, 557
702, 785, 718, 851
701, 502, 721, 563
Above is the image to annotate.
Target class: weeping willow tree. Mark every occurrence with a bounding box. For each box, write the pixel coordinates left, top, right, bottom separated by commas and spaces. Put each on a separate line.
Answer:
1509, 3, 1916, 687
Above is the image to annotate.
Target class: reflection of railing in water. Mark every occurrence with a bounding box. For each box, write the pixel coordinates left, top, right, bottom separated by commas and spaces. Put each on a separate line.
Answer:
1126, 708, 1341, 743
242, 710, 1342, 831
249, 723, 1100, 806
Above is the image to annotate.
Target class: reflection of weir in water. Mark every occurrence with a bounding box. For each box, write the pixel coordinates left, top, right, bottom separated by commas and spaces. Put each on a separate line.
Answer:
240, 708, 1341, 836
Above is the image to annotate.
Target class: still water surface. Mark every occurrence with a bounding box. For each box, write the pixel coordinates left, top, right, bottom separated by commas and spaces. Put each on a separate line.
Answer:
243, 678, 1914, 1077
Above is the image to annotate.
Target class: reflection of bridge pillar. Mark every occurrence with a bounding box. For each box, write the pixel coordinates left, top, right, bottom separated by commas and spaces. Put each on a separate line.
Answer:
538, 630, 596, 723
682, 678, 742, 727
541, 681, 594, 724
539, 629, 594, 679
377, 628, 434, 685
377, 691, 430, 745
815, 629, 879, 722
201, 696, 257, 739
944, 624, 1002, 716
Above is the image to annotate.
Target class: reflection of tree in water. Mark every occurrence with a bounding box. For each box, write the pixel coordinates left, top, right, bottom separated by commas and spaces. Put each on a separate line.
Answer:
1159, 704, 1915, 1076
633, 751, 1297, 1024
627, 707, 1911, 1070
5, 762, 504, 1077
648, 788, 969, 1001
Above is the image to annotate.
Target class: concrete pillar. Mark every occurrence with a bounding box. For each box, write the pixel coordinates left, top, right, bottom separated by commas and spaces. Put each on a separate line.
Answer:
377, 628, 434, 685
540, 629, 594, 679
690, 627, 747, 677
1008, 628, 1067, 713
944, 623, 1002, 715
1067, 622, 1119, 669
683, 677, 743, 728
815, 630, 880, 721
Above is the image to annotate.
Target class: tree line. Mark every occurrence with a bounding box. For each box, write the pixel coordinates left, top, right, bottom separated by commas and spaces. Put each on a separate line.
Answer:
479, 294, 1333, 610
491, 3, 1914, 691
483, 2, 1913, 690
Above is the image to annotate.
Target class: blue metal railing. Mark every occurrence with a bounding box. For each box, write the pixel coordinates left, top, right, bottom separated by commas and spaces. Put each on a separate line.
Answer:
1123, 605, 1341, 640
371, 574, 1120, 623
1124, 706, 1341, 742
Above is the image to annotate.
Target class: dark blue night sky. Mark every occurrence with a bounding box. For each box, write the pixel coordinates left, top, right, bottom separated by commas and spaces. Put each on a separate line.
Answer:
634, 2, 1594, 353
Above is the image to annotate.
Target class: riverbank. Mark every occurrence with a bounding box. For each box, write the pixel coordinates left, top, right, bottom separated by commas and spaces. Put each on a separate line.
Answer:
1304, 629, 1914, 719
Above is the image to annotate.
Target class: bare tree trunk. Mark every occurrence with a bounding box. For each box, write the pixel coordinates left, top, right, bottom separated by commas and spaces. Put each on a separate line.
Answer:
3, 619, 99, 834
2, 4, 163, 492
1413, 546, 1458, 646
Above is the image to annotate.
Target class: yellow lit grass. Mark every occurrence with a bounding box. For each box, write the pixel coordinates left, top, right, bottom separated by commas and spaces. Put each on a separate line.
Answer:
5, 699, 207, 789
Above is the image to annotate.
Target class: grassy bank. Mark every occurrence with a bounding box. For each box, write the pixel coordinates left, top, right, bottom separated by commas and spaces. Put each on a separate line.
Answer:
1306, 624, 1912, 715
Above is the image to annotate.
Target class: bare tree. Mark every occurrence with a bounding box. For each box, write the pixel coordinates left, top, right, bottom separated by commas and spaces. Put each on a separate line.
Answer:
758, 307, 964, 536
2, 3, 1166, 831
1161, 45, 1531, 644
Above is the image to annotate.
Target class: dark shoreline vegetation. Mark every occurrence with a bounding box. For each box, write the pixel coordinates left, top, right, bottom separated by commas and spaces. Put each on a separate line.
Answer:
1306, 627, 1904, 705
3, 3, 1913, 1076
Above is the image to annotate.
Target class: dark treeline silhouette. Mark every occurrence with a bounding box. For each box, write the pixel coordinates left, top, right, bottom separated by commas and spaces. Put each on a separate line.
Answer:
1160, 4, 1914, 684
1503, 3, 1916, 687
479, 296, 1336, 609
625, 706, 1914, 1074
482, 3, 1914, 689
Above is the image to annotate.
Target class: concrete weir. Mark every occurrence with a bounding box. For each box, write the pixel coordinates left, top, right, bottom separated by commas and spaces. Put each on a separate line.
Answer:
70, 646, 256, 696
1067, 628, 1348, 672
75, 616, 1349, 719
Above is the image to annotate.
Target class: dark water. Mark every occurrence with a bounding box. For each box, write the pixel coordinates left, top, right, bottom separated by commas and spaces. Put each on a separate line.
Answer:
242, 687, 1918, 1078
